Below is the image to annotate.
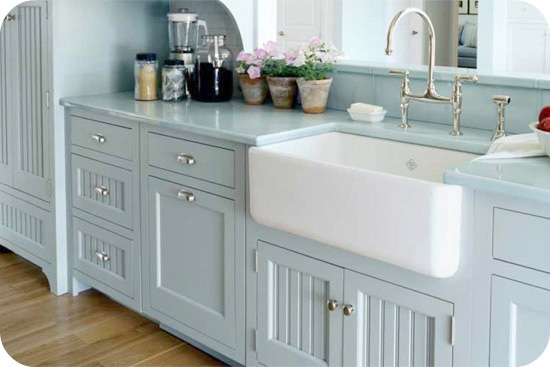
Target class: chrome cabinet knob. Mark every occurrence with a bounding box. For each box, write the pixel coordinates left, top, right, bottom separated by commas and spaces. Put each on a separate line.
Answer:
327, 299, 339, 312
278, 31, 285, 36
95, 251, 110, 262
177, 153, 196, 165
92, 133, 106, 144
177, 190, 196, 202
5, 14, 16, 21
94, 186, 109, 196
343, 304, 355, 316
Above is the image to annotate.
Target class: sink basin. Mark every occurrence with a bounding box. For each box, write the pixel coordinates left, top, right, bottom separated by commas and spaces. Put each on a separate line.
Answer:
249, 132, 478, 278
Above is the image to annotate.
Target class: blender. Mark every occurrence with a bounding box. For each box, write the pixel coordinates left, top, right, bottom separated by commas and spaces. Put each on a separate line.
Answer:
167, 9, 208, 66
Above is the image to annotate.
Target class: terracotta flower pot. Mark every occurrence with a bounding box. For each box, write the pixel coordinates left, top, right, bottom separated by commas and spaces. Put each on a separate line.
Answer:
267, 77, 298, 109
297, 78, 333, 114
239, 74, 269, 105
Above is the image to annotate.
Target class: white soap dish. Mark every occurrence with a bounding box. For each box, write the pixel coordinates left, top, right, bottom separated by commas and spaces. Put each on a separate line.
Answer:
348, 108, 387, 123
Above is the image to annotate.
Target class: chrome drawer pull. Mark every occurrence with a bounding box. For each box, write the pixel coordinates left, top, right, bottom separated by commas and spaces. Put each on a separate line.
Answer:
177, 190, 196, 202
94, 186, 110, 196
95, 251, 110, 262
92, 133, 106, 143
177, 154, 196, 165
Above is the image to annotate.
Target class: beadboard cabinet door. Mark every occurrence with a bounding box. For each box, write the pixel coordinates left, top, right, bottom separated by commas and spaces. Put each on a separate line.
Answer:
343, 270, 454, 367
0, 13, 14, 186
490, 276, 550, 367
147, 176, 237, 349
10, 1, 51, 201
256, 242, 344, 367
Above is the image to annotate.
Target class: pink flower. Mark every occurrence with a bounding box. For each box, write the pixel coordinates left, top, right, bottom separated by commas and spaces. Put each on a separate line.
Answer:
237, 51, 252, 62
263, 41, 279, 57
292, 54, 306, 67
245, 54, 258, 64
283, 47, 300, 65
309, 38, 323, 48
256, 48, 269, 60
247, 65, 262, 79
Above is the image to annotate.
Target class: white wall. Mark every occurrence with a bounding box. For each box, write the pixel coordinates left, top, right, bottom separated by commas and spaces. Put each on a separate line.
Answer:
52, 0, 169, 291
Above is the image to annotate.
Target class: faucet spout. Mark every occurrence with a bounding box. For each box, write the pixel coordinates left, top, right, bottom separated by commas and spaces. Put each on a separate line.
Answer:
386, 7, 437, 93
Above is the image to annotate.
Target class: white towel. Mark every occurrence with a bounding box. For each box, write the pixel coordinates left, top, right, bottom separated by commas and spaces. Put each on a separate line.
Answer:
349, 103, 384, 114
475, 133, 545, 161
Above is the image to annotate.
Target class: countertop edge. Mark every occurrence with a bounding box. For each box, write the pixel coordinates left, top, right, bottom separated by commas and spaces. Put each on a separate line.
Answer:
444, 169, 550, 204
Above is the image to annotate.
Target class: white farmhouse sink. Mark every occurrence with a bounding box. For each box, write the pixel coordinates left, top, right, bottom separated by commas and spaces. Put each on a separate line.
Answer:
249, 132, 478, 278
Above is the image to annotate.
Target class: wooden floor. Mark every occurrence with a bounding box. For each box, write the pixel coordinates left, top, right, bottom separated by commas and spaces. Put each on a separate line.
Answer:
0, 251, 225, 367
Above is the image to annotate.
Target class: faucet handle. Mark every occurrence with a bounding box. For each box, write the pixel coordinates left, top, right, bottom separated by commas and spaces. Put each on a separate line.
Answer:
455, 75, 478, 84
492, 95, 511, 141
389, 69, 410, 77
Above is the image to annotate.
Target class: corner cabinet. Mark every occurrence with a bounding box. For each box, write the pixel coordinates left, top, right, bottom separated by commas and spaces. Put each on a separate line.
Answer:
256, 242, 454, 367
0, 1, 60, 293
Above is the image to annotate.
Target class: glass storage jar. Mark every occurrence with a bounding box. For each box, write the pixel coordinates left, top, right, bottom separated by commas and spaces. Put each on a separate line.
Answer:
190, 35, 234, 102
135, 53, 158, 101
162, 59, 187, 102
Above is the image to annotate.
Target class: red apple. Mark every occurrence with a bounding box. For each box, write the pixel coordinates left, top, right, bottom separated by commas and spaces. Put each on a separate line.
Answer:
539, 106, 550, 123
538, 117, 550, 132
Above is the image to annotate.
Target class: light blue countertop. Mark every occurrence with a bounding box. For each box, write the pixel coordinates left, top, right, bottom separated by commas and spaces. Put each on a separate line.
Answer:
61, 92, 492, 153
445, 157, 550, 204
61, 92, 550, 203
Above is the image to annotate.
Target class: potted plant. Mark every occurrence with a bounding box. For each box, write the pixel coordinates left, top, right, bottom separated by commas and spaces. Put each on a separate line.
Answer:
236, 44, 274, 105
293, 38, 342, 114
262, 45, 301, 109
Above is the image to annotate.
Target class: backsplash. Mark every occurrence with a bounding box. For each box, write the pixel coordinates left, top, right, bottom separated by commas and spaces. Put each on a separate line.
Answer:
327, 64, 549, 135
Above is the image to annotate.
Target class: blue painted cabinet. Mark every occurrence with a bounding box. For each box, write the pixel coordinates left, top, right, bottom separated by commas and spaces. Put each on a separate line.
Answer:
257, 241, 344, 367
146, 175, 238, 350
343, 270, 454, 367
490, 276, 550, 367
256, 241, 454, 367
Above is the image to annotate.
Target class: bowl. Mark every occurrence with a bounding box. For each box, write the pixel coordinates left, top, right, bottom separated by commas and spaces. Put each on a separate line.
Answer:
347, 109, 387, 123
530, 122, 550, 157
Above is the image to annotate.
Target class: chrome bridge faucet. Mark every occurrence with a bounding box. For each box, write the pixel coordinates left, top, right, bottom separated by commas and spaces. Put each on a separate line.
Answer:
385, 7, 478, 136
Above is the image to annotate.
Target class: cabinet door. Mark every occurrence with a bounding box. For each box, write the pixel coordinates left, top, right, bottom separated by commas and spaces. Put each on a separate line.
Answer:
257, 242, 344, 367
11, 1, 51, 200
147, 176, 237, 348
0, 13, 13, 186
343, 270, 454, 367
490, 276, 550, 367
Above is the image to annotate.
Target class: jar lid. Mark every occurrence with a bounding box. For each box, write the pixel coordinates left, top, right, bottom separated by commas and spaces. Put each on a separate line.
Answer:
136, 53, 157, 61
167, 9, 199, 23
164, 59, 185, 67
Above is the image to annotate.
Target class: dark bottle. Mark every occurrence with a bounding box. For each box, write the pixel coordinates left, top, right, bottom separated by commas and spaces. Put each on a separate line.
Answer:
191, 35, 234, 102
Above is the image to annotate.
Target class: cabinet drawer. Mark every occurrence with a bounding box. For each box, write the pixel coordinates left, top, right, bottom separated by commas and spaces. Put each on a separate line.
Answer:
72, 155, 134, 229
73, 217, 134, 298
148, 133, 235, 188
493, 207, 550, 273
71, 116, 134, 161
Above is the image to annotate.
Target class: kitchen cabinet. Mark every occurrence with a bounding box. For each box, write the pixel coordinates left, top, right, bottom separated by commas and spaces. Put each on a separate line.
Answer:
256, 241, 454, 367
0, 1, 61, 293
343, 270, 454, 367
490, 276, 550, 367
146, 175, 237, 348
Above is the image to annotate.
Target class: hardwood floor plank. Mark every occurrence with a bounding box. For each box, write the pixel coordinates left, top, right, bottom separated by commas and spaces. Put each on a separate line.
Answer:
0, 253, 225, 367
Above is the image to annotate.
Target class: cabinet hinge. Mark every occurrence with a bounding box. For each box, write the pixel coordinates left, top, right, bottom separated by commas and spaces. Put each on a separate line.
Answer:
46, 91, 50, 109
46, 179, 52, 197
450, 316, 455, 347
45, 1, 49, 19
253, 329, 257, 352
254, 250, 258, 273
